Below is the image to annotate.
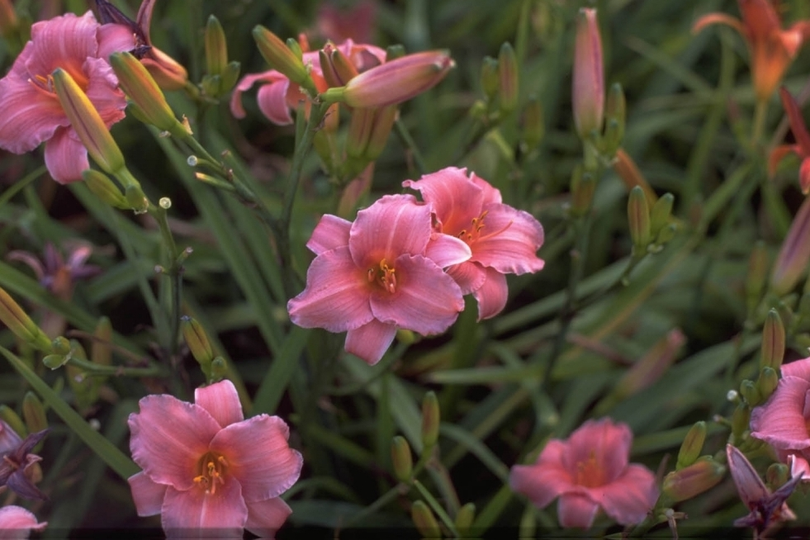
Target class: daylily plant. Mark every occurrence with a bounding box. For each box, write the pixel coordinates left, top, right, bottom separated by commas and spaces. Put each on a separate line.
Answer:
127, 379, 302, 537
403, 167, 545, 320
509, 418, 659, 528
0, 11, 135, 183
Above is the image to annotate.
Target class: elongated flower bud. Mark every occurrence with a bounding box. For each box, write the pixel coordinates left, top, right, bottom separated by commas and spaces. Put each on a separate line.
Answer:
455, 502, 475, 535
82, 170, 129, 209
758, 366, 779, 401
22, 392, 47, 436
52, 68, 125, 176
205, 15, 228, 78
676, 421, 706, 470
110, 52, 180, 132
480, 56, 499, 100
182, 316, 215, 377
522, 97, 544, 152
761, 309, 785, 370
650, 193, 674, 238
322, 51, 454, 108
628, 186, 651, 253
0, 287, 52, 352
391, 436, 413, 483
498, 42, 518, 113
613, 149, 657, 205
771, 195, 810, 296
662, 458, 725, 502
573, 8, 604, 139
364, 105, 398, 161
421, 391, 440, 450
602, 82, 626, 152
253, 26, 311, 89
411, 501, 440, 538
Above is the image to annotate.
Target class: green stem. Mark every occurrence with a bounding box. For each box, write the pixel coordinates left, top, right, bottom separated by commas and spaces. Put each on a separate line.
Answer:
413, 479, 459, 536
65, 355, 167, 378
752, 98, 768, 151
394, 119, 428, 175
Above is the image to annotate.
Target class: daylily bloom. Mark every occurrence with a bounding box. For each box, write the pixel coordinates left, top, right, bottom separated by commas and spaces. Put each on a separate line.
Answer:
770, 87, 810, 193
0, 422, 49, 502
693, 0, 810, 102
403, 167, 545, 320
128, 379, 302, 537
751, 356, 810, 477
0, 11, 134, 183
0, 505, 47, 539
231, 39, 386, 125
726, 444, 801, 534
287, 194, 471, 365
509, 418, 658, 528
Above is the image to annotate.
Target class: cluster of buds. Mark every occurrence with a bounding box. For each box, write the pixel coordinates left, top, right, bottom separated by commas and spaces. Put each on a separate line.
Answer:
625, 186, 677, 258
201, 15, 241, 99
661, 421, 725, 503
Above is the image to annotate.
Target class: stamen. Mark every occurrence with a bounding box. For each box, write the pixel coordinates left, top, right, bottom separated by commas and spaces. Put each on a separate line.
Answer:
368, 259, 397, 293
193, 452, 228, 495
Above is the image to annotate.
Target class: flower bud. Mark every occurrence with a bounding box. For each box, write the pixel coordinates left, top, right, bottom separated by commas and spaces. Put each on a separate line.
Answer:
205, 15, 228, 78
761, 309, 785, 370
628, 186, 652, 254
421, 391, 440, 451
182, 316, 215, 377
210, 356, 228, 382
364, 105, 398, 161
662, 458, 725, 502
572, 8, 604, 139
650, 193, 674, 238
22, 392, 47, 436
391, 436, 413, 483
0, 407, 26, 440
740, 379, 761, 406
52, 68, 125, 176
766, 463, 790, 490
498, 42, 518, 113
602, 83, 626, 152
480, 56, 499, 100
757, 366, 779, 401
142, 47, 189, 91
731, 402, 751, 441
51, 336, 71, 355
411, 500, 440, 538
613, 148, 657, 206
321, 45, 360, 89
92, 317, 113, 367
346, 108, 375, 159
253, 26, 311, 89
676, 421, 706, 470
82, 170, 129, 209
569, 165, 595, 217
322, 51, 455, 108
521, 97, 544, 152
771, 195, 810, 296
219, 61, 241, 96
42, 354, 68, 369
125, 184, 149, 215
110, 52, 181, 132
0, 287, 52, 352
455, 502, 475, 535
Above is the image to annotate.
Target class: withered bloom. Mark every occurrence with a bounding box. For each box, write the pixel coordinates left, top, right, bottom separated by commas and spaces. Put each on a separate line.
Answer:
0, 425, 49, 501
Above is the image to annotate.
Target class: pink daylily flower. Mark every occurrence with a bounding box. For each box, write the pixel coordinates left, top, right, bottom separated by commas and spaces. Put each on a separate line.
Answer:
231, 39, 386, 125
751, 356, 810, 477
509, 418, 658, 529
127, 379, 303, 537
0, 11, 135, 183
287, 194, 472, 365
403, 167, 545, 320
0, 505, 47, 538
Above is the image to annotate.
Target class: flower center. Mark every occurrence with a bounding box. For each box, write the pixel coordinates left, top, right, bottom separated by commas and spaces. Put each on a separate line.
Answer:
193, 451, 229, 495
367, 258, 397, 293
457, 211, 488, 245
28, 74, 56, 97
574, 451, 604, 488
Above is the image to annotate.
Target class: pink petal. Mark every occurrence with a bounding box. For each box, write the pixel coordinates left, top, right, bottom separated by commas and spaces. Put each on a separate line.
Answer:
0, 52, 66, 153
349, 194, 431, 267
447, 260, 487, 295
128, 471, 167, 517
562, 419, 631, 485
424, 233, 472, 268
0, 505, 46, 534
194, 380, 244, 428
471, 171, 502, 205
257, 77, 294, 125
403, 167, 484, 236
345, 319, 398, 365
96, 23, 137, 60
245, 497, 292, 538
307, 214, 352, 255
230, 71, 285, 119
589, 464, 658, 525
788, 453, 810, 481
161, 480, 247, 537
287, 246, 373, 332
83, 56, 128, 126
24, 12, 99, 81
44, 127, 89, 184
781, 357, 810, 381
369, 254, 464, 335
509, 440, 573, 509
210, 415, 302, 503
471, 204, 545, 274
473, 267, 508, 320
557, 492, 600, 528
751, 377, 810, 450
128, 395, 222, 491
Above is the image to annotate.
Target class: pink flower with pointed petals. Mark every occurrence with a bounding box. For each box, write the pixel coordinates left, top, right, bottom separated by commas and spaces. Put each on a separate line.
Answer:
0, 505, 47, 538
231, 39, 386, 125
287, 194, 471, 365
127, 379, 303, 538
0, 11, 135, 183
510, 418, 658, 529
403, 167, 544, 320
751, 356, 810, 478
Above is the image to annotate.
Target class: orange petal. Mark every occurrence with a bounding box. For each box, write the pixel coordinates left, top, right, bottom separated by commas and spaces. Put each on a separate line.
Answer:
692, 13, 745, 35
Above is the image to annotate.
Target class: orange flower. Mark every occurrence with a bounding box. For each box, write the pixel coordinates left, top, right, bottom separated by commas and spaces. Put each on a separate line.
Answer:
693, 0, 810, 102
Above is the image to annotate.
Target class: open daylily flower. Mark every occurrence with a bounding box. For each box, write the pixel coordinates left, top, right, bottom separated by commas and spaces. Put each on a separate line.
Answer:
231, 38, 385, 125
770, 87, 810, 193
726, 444, 801, 534
127, 379, 303, 537
287, 194, 471, 365
0, 11, 134, 183
751, 356, 810, 477
403, 167, 545, 320
510, 418, 658, 528
693, 0, 810, 102
0, 505, 47, 538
